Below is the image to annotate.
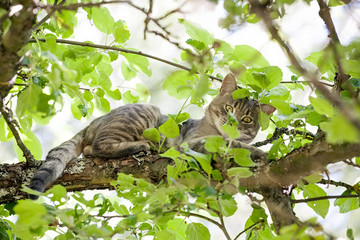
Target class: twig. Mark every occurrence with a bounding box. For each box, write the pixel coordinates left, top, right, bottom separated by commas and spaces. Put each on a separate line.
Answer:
343, 159, 360, 169
35, 0, 134, 11
318, 178, 354, 191
252, 127, 315, 147
216, 197, 232, 240
234, 219, 264, 240
317, 0, 348, 93
248, 0, 360, 132
28, 38, 224, 82
32, 0, 67, 31
0, 97, 35, 165
164, 210, 229, 236
291, 194, 360, 204
280, 80, 333, 87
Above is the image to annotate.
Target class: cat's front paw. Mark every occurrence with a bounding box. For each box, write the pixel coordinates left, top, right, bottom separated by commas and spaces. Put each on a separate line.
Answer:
83, 145, 94, 158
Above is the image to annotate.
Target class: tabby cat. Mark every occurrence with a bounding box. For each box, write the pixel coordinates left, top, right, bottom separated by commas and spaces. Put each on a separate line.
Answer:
29, 74, 275, 199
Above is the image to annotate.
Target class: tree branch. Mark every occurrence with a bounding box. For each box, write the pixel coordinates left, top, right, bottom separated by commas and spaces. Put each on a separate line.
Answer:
240, 139, 360, 190
292, 194, 360, 204
0, 0, 37, 98
32, 0, 67, 31
317, 0, 348, 94
248, 0, 360, 132
234, 219, 264, 240
0, 153, 172, 204
28, 38, 224, 82
0, 98, 35, 165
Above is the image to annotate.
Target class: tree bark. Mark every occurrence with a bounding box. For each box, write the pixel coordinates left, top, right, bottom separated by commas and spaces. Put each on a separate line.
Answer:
1, 138, 360, 232
0, 0, 37, 98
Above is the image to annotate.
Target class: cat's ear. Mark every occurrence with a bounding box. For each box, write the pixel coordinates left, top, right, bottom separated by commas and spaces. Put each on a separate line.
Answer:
220, 74, 238, 94
260, 104, 276, 115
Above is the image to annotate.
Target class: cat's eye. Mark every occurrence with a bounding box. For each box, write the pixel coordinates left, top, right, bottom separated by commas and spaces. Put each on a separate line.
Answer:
225, 105, 233, 113
241, 116, 253, 123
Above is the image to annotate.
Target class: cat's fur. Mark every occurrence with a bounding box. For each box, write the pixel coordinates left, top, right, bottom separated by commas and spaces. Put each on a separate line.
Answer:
29, 74, 275, 199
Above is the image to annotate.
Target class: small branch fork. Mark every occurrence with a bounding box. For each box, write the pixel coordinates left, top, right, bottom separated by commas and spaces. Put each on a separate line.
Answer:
0, 97, 35, 165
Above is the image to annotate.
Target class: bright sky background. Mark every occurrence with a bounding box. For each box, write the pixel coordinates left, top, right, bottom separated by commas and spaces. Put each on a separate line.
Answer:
1, 0, 360, 239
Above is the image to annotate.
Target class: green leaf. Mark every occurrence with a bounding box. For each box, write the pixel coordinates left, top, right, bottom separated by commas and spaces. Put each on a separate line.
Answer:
179, 19, 214, 46
163, 71, 196, 99
14, 130, 42, 162
143, 128, 161, 144
63, 82, 86, 104
303, 172, 323, 184
320, 114, 360, 144
167, 218, 187, 240
229, 148, 254, 167
309, 96, 334, 118
113, 20, 130, 44
45, 185, 67, 203
14, 200, 48, 239
114, 203, 130, 215
221, 123, 240, 140
303, 184, 329, 218
185, 223, 210, 240
334, 190, 360, 213
91, 7, 115, 34
121, 61, 137, 80
270, 99, 293, 115
231, 45, 269, 68
55, 10, 77, 38
135, 83, 150, 102
228, 167, 253, 178
188, 150, 212, 175
83, 90, 94, 101
258, 111, 270, 131
16, 83, 42, 116
0, 117, 12, 142
70, 100, 83, 120
155, 230, 175, 240
192, 73, 209, 102
105, 88, 122, 100
174, 112, 190, 124
209, 196, 238, 217
204, 136, 226, 153
159, 118, 179, 138
122, 90, 140, 104
160, 147, 181, 159
347, 228, 354, 240
232, 88, 251, 99
121, 52, 152, 77
268, 138, 283, 160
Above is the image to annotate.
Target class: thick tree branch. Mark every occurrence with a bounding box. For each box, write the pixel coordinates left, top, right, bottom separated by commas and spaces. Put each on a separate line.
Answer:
240, 139, 360, 190
0, 0, 37, 98
0, 153, 172, 204
2, 138, 360, 204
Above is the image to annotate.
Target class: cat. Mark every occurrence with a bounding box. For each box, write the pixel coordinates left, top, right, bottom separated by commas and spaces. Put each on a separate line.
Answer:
29, 73, 275, 199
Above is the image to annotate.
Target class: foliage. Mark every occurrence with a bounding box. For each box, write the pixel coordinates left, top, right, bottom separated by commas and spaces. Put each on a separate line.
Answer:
0, 0, 360, 239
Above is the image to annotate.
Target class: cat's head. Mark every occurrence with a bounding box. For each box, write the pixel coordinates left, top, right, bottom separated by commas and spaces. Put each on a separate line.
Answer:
205, 74, 276, 143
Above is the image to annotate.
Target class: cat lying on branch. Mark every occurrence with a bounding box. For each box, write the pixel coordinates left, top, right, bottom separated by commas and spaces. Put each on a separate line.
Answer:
29, 74, 275, 199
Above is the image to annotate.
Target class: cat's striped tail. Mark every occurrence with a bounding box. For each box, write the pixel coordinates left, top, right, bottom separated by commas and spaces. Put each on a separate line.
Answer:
29, 128, 87, 199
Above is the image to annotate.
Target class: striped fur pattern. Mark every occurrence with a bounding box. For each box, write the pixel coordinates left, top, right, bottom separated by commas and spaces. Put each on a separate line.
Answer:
29, 74, 275, 199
